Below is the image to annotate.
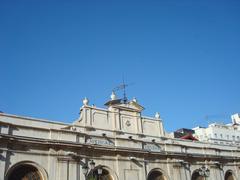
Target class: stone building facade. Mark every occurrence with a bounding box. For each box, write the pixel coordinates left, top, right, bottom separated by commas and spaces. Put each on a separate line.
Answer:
0, 94, 239, 180
193, 114, 240, 146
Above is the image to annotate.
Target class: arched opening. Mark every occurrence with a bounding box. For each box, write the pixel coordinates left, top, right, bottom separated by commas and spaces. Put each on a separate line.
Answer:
191, 171, 204, 180
87, 167, 114, 180
6, 164, 44, 180
225, 171, 235, 180
147, 169, 167, 180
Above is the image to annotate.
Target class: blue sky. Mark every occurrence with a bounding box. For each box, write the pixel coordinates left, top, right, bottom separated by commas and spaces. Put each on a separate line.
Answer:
0, 0, 240, 132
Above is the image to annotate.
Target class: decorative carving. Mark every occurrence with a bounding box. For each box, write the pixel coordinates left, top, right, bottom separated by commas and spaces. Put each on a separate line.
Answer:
126, 120, 131, 127
143, 143, 161, 152
86, 137, 114, 146
83, 97, 89, 105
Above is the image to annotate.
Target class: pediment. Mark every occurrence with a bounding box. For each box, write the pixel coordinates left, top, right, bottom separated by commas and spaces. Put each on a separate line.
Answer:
111, 100, 144, 112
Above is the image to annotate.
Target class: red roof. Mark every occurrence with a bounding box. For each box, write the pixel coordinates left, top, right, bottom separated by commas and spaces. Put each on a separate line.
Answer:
180, 134, 198, 141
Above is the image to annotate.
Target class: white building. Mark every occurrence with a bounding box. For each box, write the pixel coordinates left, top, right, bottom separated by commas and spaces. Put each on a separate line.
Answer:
193, 114, 240, 146
0, 92, 239, 180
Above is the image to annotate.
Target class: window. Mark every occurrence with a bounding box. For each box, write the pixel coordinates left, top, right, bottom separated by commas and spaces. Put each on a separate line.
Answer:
214, 133, 217, 138
232, 136, 235, 140
7, 164, 43, 180
220, 134, 223, 139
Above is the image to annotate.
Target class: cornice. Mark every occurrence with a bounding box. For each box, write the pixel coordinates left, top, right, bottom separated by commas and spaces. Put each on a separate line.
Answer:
1, 133, 240, 162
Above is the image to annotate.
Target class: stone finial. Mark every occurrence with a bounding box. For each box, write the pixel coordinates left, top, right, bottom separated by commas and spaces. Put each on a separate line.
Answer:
132, 97, 137, 103
111, 91, 117, 100
155, 112, 160, 119
83, 97, 89, 106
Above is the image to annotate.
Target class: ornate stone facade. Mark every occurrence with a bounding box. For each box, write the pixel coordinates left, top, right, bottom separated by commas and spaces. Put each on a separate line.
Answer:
0, 96, 239, 180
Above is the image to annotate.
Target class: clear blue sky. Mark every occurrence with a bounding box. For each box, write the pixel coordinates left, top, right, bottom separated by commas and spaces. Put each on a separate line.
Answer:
0, 0, 240, 132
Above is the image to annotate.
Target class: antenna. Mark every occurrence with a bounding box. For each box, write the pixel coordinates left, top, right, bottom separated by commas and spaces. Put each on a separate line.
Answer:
122, 78, 127, 103
112, 79, 134, 103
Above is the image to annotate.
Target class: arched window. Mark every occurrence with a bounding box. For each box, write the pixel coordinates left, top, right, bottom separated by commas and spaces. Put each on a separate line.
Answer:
87, 167, 114, 180
191, 171, 204, 180
191, 166, 210, 180
225, 170, 235, 180
147, 169, 167, 180
6, 163, 45, 180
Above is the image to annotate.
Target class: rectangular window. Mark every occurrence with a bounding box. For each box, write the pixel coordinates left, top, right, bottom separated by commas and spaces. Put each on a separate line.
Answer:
227, 135, 229, 140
